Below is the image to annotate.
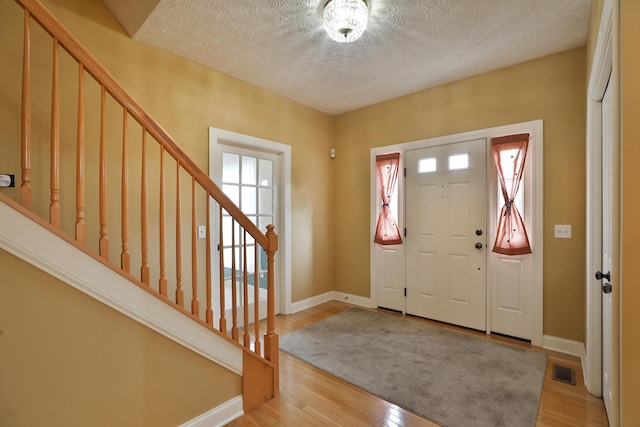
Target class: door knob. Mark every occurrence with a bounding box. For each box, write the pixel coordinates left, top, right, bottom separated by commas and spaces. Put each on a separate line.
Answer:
475, 242, 483, 249
595, 270, 611, 281
602, 283, 612, 294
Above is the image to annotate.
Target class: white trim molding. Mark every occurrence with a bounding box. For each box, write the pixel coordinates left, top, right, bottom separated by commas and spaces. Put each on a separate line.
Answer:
333, 291, 373, 308
584, 0, 612, 398
180, 396, 244, 427
543, 335, 586, 359
0, 201, 243, 374
291, 291, 336, 313
290, 291, 373, 314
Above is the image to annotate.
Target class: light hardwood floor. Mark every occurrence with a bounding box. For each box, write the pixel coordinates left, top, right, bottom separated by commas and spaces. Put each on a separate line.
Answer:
227, 301, 608, 427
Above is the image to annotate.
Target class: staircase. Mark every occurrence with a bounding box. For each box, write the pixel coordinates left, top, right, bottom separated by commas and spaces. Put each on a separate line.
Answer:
0, 0, 279, 423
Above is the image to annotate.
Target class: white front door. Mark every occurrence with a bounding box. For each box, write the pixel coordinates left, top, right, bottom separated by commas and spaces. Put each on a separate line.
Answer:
405, 139, 487, 330
600, 78, 616, 425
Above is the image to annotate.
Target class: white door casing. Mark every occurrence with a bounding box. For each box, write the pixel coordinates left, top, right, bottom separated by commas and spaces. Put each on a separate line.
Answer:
600, 78, 616, 425
405, 139, 487, 331
209, 128, 292, 320
370, 120, 543, 345
585, 2, 617, 418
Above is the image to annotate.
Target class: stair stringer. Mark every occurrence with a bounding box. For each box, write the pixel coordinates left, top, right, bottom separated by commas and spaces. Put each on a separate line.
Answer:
0, 200, 243, 376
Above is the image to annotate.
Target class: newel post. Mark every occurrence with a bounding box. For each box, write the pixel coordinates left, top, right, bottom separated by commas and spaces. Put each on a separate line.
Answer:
264, 224, 279, 395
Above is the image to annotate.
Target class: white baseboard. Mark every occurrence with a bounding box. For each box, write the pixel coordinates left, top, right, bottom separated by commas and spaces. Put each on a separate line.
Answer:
0, 201, 243, 374
181, 395, 243, 427
542, 335, 586, 358
290, 291, 335, 313
332, 291, 372, 308
290, 291, 373, 314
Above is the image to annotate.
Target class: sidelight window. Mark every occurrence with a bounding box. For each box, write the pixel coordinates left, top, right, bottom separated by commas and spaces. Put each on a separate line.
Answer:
491, 133, 532, 255
374, 153, 403, 245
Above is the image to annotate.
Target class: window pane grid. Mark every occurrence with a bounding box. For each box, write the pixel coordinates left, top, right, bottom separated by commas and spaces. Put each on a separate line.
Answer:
221, 150, 276, 293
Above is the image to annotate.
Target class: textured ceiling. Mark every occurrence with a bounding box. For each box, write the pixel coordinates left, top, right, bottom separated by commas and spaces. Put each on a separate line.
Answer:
102, 0, 591, 115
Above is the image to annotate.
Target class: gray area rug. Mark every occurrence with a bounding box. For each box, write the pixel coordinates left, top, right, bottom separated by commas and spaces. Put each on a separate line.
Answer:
280, 308, 547, 427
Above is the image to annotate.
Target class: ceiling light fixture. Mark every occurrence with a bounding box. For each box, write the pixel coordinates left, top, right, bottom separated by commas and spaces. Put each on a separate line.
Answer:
323, 0, 369, 43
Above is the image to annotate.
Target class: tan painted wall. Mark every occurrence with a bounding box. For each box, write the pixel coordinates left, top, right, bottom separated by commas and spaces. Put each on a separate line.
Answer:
620, 1, 640, 424
333, 48, 587, 342
0, 0, 335, 303
0, 249, 241, 427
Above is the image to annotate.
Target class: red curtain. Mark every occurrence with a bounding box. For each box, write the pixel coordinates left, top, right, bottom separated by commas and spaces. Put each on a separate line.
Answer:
491, 134, 532, 255
374, 153, 402, 245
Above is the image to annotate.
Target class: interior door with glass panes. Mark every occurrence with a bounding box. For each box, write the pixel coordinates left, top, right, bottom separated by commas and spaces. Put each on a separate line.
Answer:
219, 146, 280, 326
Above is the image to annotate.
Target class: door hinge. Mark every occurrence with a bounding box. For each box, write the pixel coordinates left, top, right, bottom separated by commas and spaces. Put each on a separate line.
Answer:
404, 167, 407, 177
404, 287, 407, 297
404, 228, 407, 237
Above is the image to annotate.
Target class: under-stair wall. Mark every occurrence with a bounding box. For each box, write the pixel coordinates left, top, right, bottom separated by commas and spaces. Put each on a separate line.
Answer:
0, 199, 245, 425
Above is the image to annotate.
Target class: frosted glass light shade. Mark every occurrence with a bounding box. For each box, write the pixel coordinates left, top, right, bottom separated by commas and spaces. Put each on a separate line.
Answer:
323, 0, 369, 43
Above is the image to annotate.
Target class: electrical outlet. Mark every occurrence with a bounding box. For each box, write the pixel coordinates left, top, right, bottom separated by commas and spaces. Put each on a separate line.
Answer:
0, 174, 15, 188
554, 224, 572, 239
198, 225, 206, 239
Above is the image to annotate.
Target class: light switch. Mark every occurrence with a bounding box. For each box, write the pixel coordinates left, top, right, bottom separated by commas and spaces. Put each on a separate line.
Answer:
198, 225, 206, 239
554, 224, 572, 239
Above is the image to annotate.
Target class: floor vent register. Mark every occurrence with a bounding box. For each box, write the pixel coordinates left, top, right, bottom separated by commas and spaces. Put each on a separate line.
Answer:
552, 364, 576, 385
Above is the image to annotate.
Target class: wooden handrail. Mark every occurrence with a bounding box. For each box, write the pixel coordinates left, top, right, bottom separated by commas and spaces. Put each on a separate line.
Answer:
9, 0, 280, 410
14, 0, 268, 248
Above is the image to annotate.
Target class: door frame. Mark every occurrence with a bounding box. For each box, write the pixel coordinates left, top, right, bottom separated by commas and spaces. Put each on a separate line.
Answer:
370, 120, 543, 346
209, 127, 293, 315
585, 0, 616, 402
